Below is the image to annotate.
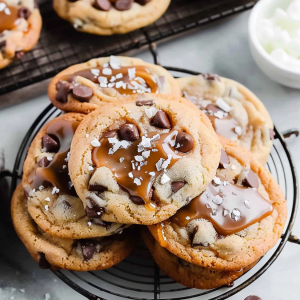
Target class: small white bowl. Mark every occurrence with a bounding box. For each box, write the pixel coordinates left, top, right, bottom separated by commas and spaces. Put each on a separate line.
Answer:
248, 0, 300, 88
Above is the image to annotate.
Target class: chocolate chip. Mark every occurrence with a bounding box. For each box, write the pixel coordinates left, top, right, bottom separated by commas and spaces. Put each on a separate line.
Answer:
175, 132, 194, 153
94, 0, 112, 11
191, 225, 199, 247
38, 252, 50, 269
80, 240, 97, 261
72, 85, 93, 102
269, 128, 275, 140
171, 181, 185, 193
115, 0, 133, 11
130, 196, 145, 205
150, 111, 171, 129
242, 170, 259, 188
135, 0, 151, 4
91, 218, 111, 230
219, 148, 229, 168
56, 81, 74, 103
103, 131, 117, 138
38, 157, 50, 168
42, 134, 59, 152
15, 51, 24, 60
85, 198, 105, 218
206, 104, 223, 113
63, 200, 72, 209
18, 7, 31, 20
244, 296, 262, 300
136, 100, 154, 106
119, 124, 139, 141
88, 183, 108, 192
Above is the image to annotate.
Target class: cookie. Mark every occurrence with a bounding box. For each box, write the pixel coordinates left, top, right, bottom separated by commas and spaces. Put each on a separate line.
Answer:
22, 113, 126, 239
0, 0, 42, 69
141, 228, 258, 289
48, 56, 181, 114
148, 136, 287, 271
69, 94, 221, 225
12, 184, 138, 271
53, 0, 170, 35
178, 74, 274, 164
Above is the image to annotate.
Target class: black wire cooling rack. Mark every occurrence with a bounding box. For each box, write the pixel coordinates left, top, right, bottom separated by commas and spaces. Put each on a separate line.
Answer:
8, 64, 300, 300
0, 0, 259, 105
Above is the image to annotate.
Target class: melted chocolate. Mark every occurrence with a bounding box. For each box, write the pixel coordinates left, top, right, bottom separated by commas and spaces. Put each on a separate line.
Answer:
172, 180, 273, 236
92, 131, 181, 211
59, 66, 158, 96
0, 1, 20, 33
29, 119, 80, 194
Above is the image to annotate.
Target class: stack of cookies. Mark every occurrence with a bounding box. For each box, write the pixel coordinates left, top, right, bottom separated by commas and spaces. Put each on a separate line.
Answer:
12, 56, 287, 288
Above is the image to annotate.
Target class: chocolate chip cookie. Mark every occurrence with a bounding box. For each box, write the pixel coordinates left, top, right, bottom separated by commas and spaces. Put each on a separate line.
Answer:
148, 136, 287, 271
12, 184, 138, 271
178, 74, 274, 164
53, 0, 170, 35
0, 0, 42, 69
22, 113, 126, 239
48, 56, 181, 114
69, 94, 221, 225
141, 228, 258, 289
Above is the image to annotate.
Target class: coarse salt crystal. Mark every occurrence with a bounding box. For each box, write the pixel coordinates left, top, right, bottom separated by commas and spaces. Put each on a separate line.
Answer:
244, 199, 251, 209
134, 178, 141, 186
45, 205, 49, 211
91, 69, 100, 77
52, 187, 60, 194
235, 126, 242, 136
128, 172, 134, 178
149, 171, 155, 177
88, 166, 94, 171
213, 176, 222, 185
110, 76, 116, 82
128, 68, 136, 80
110, 56, 121, 69
98, 76, 108, 84
45, 197, 50, 202
108, 82, 115, 88
160, 173, 170, 184
102, 68, 112, 75
212, 195, 223, 205
135, 155, 144, 162
64, 151, 71, 162
86, 134, 89, 138
223, 209, 229, 217
142, 150, 151, 159
116, 81, 124, 89
216, 98, 231, 112
119, 157, 125, 163
91, 138, 101, 147
116, 73, 123, 79
88, 222, 92, 226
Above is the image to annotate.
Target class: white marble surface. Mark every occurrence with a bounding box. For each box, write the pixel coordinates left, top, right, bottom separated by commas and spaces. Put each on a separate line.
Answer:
0, 9, 299, 300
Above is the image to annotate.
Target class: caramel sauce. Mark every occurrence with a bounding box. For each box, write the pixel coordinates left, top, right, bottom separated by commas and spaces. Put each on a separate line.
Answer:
30, 119, 80, 194
0, 1, 20, 33
172, 181, 273, 236
92, 131, 181, 211
61, 66, 158, 96
207, 115, 239, 141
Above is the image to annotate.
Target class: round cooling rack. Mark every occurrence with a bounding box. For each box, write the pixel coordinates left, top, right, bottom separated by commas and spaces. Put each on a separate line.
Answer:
10, 67, 299, 300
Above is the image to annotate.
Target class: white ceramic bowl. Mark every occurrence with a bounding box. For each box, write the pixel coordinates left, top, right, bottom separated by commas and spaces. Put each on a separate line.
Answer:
248, 0, 300, 88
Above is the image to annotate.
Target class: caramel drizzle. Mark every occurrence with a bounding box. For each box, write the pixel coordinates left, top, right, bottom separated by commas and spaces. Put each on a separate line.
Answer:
30, 119, 80, 195
92, 131, 181, 211
0, 1, 20, 33
60, 66, 158, 96
172, 180, 273, 236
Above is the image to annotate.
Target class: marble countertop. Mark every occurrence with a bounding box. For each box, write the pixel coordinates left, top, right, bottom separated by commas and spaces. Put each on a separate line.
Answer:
1, 9, 299, 300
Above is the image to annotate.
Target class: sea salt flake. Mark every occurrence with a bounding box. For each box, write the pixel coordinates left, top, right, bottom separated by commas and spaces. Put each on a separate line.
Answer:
145, 106, 158, 118
212, 195, 223, 205
45, 197, 50, 202
45, 205, 49, 211
213, 176, 222, 185
231, 208, 241, 221
244, 199, 251, 209
102, 68, 112, 75
119, 157, 125, 163
216, 98, 231, 112
128, 172, 134, 178
116, 81, 124, 88
39, 185, 44, 191
128, 68, 136, 80
160, 173, 170, 184
98, 76, 108, 84
4, 7, 10, 15
142, 150, 151, 159
231, 165, 236, 170
110, 76, 116, 82
64, 151, 71, 162
135, 155, 144, 162
88, 222, 92, 226
91, 69, 100, 77
52, 187, 59, 194
110, 56, 121, 69
134, 178, 141, 186
88, 166, 94, 171
63, 165, 67, 169
91, 138, 101, 147
223, 209, 229, 217
149, 171, 155, 177
108, 82, 115, 88
156, 158, 165, 171
116, 73, 123, 79
100, 82, 108, 88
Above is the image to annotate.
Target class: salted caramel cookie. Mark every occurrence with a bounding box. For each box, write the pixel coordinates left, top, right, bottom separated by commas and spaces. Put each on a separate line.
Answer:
69, 94, 221, 225
53, 0, 170, 35
178, 74, 274, 164
141, 228, 258, 289
48, 56, 181, 114
148, 136, 287, 271
12, 184, 137, 271
22, 113, 126, 239
0, 0, 42, 69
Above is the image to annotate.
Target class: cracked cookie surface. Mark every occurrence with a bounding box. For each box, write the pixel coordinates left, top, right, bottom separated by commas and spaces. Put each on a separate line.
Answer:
148, 136, 287, 271
22, 113, 126, 239
69, 94, 221, 225
12, 184, 138, 271
177, 75, 274, 164
53, 0, 170, 35
48, 56, 181, 114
